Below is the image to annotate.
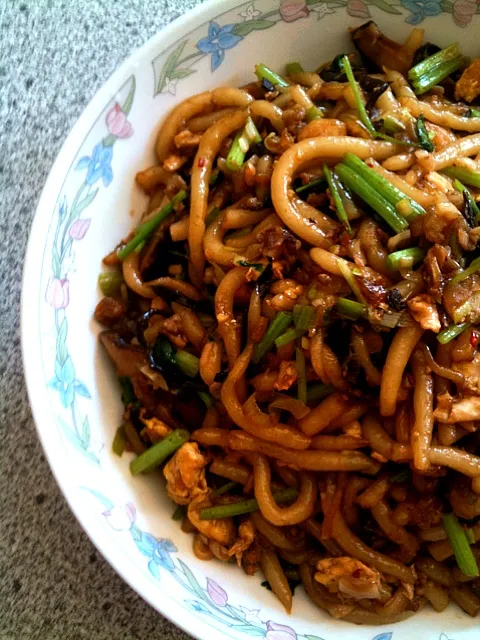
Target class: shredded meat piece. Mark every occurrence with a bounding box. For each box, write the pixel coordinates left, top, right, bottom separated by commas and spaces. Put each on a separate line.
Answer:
455, 58, 480, 103
403, 495, 443, 529
258, 226, 301, 265
94, 297, 126, 327
164, 154, 188, 172
162, 314, 188, 348
298, 118, 347, 141
448, 475, 480, 519
174, 129, 202, 152
434, 395, 480, 423
228, 520, 256, 565
139, 410, 172, 443
274, 360, 298, 391
424, 245, 449, 303
188, 495, 236, 545
358, 272, 388, 307
163, 443, 208, 505
242, 537, 262, 575
283, 104, 306, 137
407, 294, 441, 332
315, 557, 382, 600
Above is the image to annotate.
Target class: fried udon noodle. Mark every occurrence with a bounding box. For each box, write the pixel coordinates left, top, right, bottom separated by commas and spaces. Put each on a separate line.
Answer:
95, 22, 480, 624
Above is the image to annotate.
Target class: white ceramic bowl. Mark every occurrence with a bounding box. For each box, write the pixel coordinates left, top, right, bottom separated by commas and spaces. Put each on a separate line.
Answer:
22, 0, 480, 638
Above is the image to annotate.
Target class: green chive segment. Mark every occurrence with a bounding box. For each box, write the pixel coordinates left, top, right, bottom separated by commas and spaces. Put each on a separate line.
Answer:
130, 429, 189, 475
442, 513, 479, 577
255, 63, 289, 89
323, 164, 352, 234
437, 322, 471, 344
200, 487, 298, 520
450, 256, 480, 286
341, 55, 375, 135
253, 312, 293, 363
442, 166, 480, 189
336, 298, 367, 320
296, 345, 307, 405
386, 247, 425, 271
226, 117, 261, 172
293, 305, 315, 332
409, 43, 462, 95
415, 114, 434, 152
118, 190, 188, 260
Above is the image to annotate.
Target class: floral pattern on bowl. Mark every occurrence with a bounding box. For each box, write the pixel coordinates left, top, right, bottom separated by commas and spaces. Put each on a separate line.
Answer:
22, 0, 480, 638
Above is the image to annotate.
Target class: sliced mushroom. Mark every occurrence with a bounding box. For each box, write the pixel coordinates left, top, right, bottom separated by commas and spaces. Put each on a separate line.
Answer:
99, 330, 146, 377
351, 21, 414, 74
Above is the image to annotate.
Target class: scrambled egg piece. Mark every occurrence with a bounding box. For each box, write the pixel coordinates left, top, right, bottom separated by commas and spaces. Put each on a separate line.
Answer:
455, 59, 480, 103
274, 360, 298, 391
188, 495, 235, 545
140, 410, 172, 443
163, 443, 207, 505
315, 557, 382, 600
228, 520, 256, 566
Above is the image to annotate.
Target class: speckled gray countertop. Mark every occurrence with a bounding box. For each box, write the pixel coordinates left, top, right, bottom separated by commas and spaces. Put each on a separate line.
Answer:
0, 1, 204, 637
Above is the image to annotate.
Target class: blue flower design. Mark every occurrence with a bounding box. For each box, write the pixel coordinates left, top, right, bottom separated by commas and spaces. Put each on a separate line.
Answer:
48, 356, 76, 408
401, 0, 441, 24
76, 142, 113, 187
48, 357, 90, 407
196, 21, 243, 71
136, 532, 178, 576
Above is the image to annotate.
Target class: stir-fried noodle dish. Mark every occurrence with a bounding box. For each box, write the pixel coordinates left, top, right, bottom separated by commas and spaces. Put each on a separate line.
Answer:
95, 23, 480, 624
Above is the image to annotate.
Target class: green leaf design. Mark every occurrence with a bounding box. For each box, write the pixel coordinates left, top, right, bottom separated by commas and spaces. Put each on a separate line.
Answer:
177, 559, 206, 600
232, 19, 275, 37
82, 415, 90, 446
156, 40, 189, 94
52, 247, 61, 279
56, 317, 68, 365
121, 75, 136, 115
83, 450, 100, 464
131, 524, 142, 542
366, 0, 402, 13
169, 68, 196, 80
102, 133, 116, 147
231, 626, 265, 636
73, 188, 98, 217
441, 0, 454, 9
305, 636, 327, 640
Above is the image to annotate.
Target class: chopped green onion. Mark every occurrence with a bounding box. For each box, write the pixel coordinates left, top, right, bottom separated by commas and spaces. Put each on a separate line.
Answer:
130, 429, 189, 475
134, 240, 146, 254
286, 62, 304, 75
275, 328, 303, 348
235, 259, 265, 272
306, 105, 323, 122
454, 179, 480, 225
442, 513, 479, 577
296, 177, 327, 194
211, 481, 238, 498
98, 271, 124, 297
468, 108, 480, 118
205, 206, 220, 227
112, 426, 126, 456
225, 117, 261, 171
466, 528, 476, 545
375, 132, 415, 147
437, 322, 471, 344
172, 505, 186, 520
209, 168, 220, 185
323, 164, 352, 234
415, 114, 434, 152
336, 163, 409, 234
296, 345, 307, 405
342, 154, 425, 219
442, 166, 480, 189
293, 305, 315, 331
253, 311, 293, 363
336, 298, 367, 320
386, 247, 426, 271
123, 421, 146, 455
197, 391, 214, 408
119, 376, 136, 405
337, 258, 366, 304
200, 487, 298, 520
306, 383, 334, 403
450, 256, 480, 285
408, 43, 462, 95
255, 63, 290, 89
341, 55, 375, 135
176, 349, 200, 378
118, 190, 188, 260
382, 114, 406, 134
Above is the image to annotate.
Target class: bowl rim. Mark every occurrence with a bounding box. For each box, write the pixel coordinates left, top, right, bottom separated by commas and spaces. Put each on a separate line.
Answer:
20, 1, 258, 638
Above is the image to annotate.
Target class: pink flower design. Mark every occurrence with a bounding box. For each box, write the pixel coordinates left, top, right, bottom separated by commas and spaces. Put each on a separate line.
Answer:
69, 218, 91, 240
45, 277, 70, 309
347, 0, 371, 18
453, 0, 476, 26
279, 0, 309, 22
266, 621, 297, 640
106, 103, 133, 138
103, 503, 136, 531
206, 578, 228, 606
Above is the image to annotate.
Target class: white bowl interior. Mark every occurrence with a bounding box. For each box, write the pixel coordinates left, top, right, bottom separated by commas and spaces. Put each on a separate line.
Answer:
22, 1, 480, 638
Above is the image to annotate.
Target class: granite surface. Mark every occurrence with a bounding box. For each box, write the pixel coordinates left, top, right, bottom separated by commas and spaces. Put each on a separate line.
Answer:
0, 1, 204, 638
